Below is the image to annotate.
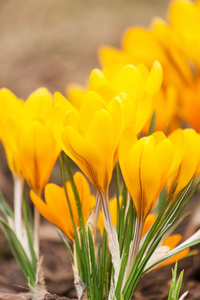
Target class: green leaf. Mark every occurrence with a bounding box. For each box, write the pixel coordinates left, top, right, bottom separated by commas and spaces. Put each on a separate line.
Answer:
168, 262, 185, 300
22, 197, 37, 268
115, 163, 121, 235
0, 193, 14, 220
59, 153, 83, 279
0, 217, 36, 286
115, 201, 134, 299
88, 228, 98, 299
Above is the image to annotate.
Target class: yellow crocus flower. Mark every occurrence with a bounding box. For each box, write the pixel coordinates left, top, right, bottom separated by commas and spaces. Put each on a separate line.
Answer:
30, 172, 95, 241
18, 88, 60, 195
167, 129, 200, 196
0, 88, 24, 174
0, 87, 60, 195
155, 234, 189, 269
51, 91, 125, 192
119, 128, 184, 221
66, 63, 163, 133
51, 64, 162, 193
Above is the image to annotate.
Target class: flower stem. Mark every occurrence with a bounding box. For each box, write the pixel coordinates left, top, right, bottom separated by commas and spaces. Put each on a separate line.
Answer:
124, 219, 144, 283
100, 191, 121, 286
34, 206, 40, 258
86, 194, 101, 237
13, 173, 24, 242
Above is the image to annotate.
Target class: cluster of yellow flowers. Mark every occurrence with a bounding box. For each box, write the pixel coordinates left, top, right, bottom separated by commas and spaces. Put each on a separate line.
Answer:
1, 0, 200, 298
100, 0, 200, 134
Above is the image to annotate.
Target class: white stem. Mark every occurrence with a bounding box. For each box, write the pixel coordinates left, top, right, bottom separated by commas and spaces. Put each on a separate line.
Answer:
86, 194, 101, 238
34, 206, 40, 258
123, 219, 143, 289
93, 194, 101, 226
101, 192, 121, 288
13, 173, 24, 243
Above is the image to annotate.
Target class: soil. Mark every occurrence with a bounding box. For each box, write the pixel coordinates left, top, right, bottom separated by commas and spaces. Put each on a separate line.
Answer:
0, 0, 200, 299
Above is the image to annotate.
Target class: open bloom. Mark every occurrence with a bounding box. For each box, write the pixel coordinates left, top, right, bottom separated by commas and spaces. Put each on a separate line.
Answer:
119, 128, 184, 221
51, 64, 162, 193
0, 87, 60, 194
31, 172, 95, 241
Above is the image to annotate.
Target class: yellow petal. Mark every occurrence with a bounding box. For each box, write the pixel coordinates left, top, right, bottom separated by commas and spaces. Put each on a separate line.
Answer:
155, 248, 189, 269
86, 109, 114, 157
30, 189, 69, 237
107, 95, 125, 142
118, 127, 138, 187
66, 83, 87, 110
73, 172, 95, 223
22, 88, 52, 123
79, 91, 106, 135
144, 61, 163, 97
19, 121, 59, 194
90, 68, 116, 101
168, 129, 185, 176
98, 46, 130, 67
113, 65, 142, 97
50, 102, 78, 156
123, 28, 166, 67
142, 214, 156, 237
61, 126, 103, 190
155, 233, 189, 269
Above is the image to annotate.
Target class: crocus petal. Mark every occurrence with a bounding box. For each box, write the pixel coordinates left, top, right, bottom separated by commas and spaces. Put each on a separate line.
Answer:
99, 46, 130, 68
119, 130, 180, 220
19, 121, 60, 195
66, 83, 87, 110
31, 172, 94, 241
155, 249, 189, 269
144, 61, 163, 97
61, 126, 103, 190
123, 28, 166, 66
22, 88, 52, 123
142, 214, 156, 237
30, 189, 69, 237
89, 69, 116, 101
79, 91, 106, 136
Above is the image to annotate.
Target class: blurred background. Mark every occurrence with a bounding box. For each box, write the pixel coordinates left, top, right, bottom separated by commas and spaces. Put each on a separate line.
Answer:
0, 0, 169, 98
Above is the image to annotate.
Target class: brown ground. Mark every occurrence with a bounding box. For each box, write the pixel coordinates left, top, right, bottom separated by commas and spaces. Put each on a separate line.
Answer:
0, 0, 200, 299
